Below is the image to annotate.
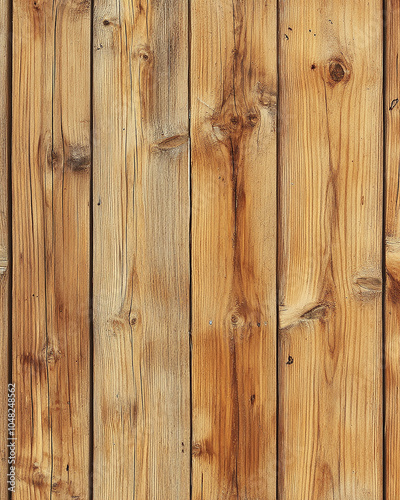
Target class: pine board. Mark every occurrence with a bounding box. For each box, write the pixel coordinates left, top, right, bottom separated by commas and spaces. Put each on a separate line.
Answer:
278, 1, 383, 498
12, 0, 91, 497
191, 0, 277, 497
92, 0, 190, 497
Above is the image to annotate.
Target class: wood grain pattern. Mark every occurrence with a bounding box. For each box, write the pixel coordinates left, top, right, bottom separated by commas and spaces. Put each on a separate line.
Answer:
12, 0, 91, 497
92, 0, 190, 497
0, 0, 10, 497
5, 0, 398, 497
385, 1, 400, 497
191, 0, 277, 497
278, 1, 383, 498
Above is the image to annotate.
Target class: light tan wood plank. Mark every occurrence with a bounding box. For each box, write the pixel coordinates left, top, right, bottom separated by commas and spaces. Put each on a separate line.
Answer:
92, 0, 190, 497
0, 0, 10, 497
278, 1, 383, 498
12, 0, 91, 497
385, 0, 400, 497
191, 0, 277, 497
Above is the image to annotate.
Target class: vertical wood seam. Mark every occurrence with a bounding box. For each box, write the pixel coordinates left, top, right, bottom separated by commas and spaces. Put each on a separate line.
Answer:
188, 0, 193, 495
383, 0, 387, 498
89, 0, 94, 498
276, 0, 280, 497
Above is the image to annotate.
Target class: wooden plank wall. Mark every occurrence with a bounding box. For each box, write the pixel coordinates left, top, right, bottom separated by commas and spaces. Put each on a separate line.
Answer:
2, 0, 399, 498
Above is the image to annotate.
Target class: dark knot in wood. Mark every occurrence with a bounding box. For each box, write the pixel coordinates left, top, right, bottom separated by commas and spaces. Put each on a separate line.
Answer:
329, 62, 345, 82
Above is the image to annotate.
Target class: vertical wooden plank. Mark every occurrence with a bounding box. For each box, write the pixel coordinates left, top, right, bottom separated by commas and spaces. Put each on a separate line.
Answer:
191, 0, 277, 496
12, 0, 91, 497
386, 1, 400, 497
0, 0, 10, 497
279, 1, 383, 499
92, 0, 190, 497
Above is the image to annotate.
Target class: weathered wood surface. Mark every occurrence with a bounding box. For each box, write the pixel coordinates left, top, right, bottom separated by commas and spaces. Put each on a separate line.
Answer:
12, 0, 91, 497
191, 0, 277, 497
386, 1, 400, 497
3, 0, 399, 498
0, 0, 10, 497
92, 0, 190, 497
279, 1, 383, 498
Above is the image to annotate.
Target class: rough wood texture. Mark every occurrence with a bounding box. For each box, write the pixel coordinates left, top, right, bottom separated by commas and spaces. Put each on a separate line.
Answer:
191, 0, 277, 497
6, 0, 399, 497
0, 0, 9, 497
92, 0, 190, 497
12, 0, 91, 497
278, 1, 383, 498
386, 1, 400, 497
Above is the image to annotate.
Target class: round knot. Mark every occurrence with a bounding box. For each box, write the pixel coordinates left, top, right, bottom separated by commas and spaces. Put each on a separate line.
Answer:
231, 314, 239, 325
327, 57, 351, 85
228, 311, 245, 329
329, 62, 345, 82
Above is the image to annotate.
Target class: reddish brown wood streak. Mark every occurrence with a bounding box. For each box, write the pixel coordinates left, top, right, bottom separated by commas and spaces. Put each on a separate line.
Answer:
192, 0, 277, 496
